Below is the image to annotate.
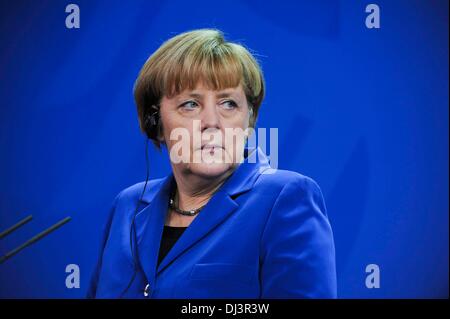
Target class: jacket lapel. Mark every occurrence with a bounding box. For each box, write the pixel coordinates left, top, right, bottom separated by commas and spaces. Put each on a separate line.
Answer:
156, 188, 239, 274
133, 175, 173, 285
134, 147, 272, 280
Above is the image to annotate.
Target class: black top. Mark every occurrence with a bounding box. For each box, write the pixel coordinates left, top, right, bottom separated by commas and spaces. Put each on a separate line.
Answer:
157, 225, 187, 267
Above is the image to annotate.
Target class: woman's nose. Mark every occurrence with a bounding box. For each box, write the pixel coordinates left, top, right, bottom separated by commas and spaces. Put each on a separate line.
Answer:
200, 103, 221, 131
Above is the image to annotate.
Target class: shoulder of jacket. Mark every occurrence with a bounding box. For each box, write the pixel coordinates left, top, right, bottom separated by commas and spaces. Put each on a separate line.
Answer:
255, 168, 322, 195
115, 177, 167, 205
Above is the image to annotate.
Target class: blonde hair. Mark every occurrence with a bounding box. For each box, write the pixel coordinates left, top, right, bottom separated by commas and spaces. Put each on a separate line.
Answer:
134, 29, 265, 148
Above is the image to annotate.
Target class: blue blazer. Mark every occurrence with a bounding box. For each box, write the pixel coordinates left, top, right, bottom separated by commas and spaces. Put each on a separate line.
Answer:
88, 147, 337, 298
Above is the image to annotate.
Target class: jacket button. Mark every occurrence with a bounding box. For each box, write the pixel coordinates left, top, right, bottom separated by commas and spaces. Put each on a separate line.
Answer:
143, 283, 150, 297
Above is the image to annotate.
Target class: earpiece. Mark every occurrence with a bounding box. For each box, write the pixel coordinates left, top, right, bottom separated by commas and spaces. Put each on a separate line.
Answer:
144, 105, 160, 140
120, 105, 159, 296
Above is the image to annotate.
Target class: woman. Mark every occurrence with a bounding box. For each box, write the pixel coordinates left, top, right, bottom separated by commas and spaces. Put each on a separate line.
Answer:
88, 29, 337, 298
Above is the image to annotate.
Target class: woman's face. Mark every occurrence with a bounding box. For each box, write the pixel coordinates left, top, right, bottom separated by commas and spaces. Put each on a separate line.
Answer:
159, 82, 251, 179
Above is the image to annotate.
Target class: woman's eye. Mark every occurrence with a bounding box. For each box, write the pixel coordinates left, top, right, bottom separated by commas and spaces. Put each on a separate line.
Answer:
221, 100, 238, 109
180, 101, 198, 110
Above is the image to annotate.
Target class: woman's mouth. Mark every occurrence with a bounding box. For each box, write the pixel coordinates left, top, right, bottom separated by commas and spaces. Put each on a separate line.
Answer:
201, 144, 222, 151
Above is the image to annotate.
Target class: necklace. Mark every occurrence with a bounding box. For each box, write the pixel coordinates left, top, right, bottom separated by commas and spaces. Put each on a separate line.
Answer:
169, 191, 207, 216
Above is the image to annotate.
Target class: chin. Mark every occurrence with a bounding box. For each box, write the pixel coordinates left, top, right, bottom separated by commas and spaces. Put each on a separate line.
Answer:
188, 162, 233, 179
182, 148, 238, 178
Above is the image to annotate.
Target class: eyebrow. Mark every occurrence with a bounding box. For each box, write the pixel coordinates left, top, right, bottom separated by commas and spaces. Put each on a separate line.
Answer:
185, 90, 239, 99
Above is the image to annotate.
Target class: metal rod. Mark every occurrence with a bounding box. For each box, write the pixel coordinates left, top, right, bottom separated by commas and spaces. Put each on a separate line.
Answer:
0, 216, 71, 264
0, 215, 33, 240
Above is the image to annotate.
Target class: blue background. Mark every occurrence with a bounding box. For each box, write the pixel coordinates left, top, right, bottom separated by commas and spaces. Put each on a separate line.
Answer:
0, 0, 448, 298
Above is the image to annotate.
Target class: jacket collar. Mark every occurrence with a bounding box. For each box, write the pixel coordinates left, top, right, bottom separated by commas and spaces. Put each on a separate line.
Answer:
133, 147, 271, 285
